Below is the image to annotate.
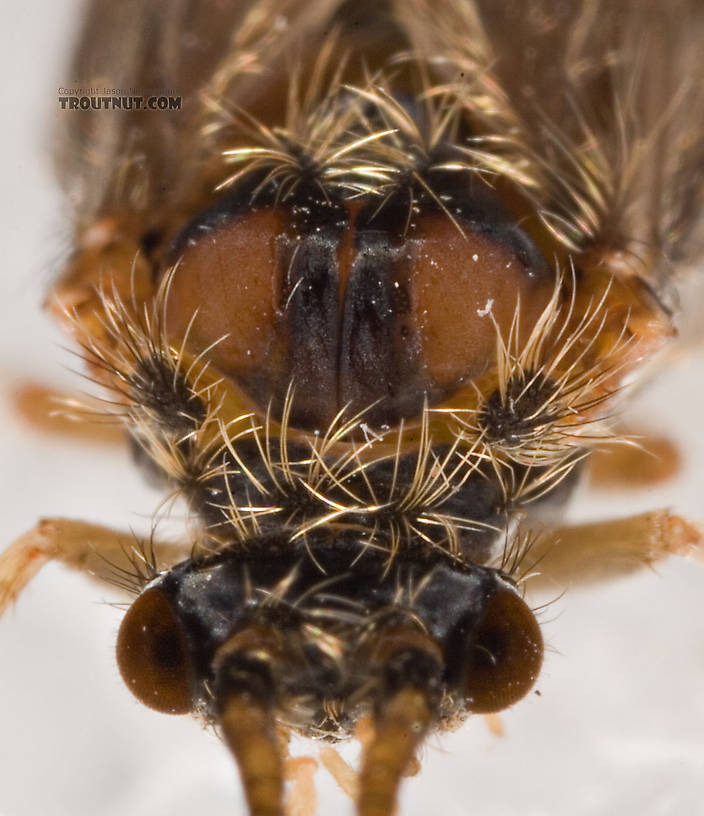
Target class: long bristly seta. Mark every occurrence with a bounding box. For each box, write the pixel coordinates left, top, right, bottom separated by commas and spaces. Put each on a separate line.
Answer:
440, 269, 635, 469
64, 272, 495, 558
214, 35, 398, 203
63, 265, 633, 587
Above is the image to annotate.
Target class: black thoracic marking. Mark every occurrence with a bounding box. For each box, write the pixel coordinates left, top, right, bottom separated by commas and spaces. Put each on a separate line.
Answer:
481, 218, 550, 279
339, 229, 425, 424
167, 173, 275, 261
415, 154, 551, 280
356, 182, 417, 234
479, 375, 559, 446
152, 534, 514, 721
276, 194, 348, 429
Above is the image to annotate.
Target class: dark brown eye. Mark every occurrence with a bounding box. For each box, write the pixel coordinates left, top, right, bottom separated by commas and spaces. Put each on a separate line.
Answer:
464, 587, 543, 714
116, 587, 192, 714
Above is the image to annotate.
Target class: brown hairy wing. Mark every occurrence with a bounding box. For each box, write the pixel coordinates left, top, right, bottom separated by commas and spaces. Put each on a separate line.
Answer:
53, 0, 347, 233
399, 0, 704, 288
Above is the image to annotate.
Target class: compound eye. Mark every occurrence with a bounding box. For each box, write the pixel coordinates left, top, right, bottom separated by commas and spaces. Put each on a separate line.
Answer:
116, 587, 192, 714
464, 588, 543, 714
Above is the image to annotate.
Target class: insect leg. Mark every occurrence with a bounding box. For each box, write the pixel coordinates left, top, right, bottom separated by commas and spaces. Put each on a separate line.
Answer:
319, 744, 357, 801
588, 435, 681, 489
527, 510, 703, 592
0, 518, 183, 618
283, 756, 318, 816
11, 381, 125, 445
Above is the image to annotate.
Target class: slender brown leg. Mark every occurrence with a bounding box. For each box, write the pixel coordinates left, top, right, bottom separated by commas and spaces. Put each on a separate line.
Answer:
319, 745, 357, 801
11, 382, 124, 445
588, 434, 681, 489
284, 756, 318, 816
319, 714, 422, 808
0, 518, 186, 617
525, 510, 703, 593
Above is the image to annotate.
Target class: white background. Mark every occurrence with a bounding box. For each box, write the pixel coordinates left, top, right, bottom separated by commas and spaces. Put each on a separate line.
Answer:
0, 2, 703, 815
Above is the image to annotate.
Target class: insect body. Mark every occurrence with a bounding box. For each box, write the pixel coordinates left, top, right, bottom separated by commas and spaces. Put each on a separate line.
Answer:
1, 1, 703, 814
